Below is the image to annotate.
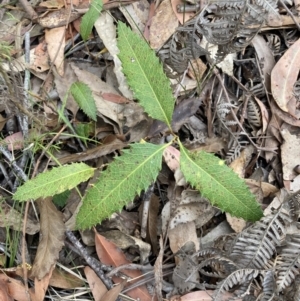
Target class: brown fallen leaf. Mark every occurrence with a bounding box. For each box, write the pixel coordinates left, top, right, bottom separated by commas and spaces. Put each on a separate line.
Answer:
38, 9, 81, 28
281, 128, 300, 182
94, 231, 155, 301
85, 266, 108, 301
100, 280, 126, 301
49, 267, 84, 288
0, 274, 27, 301
31, 197, 66, 280
0, 279, 13, 301
29, 266, 55, 301
45, 26, 65, 76
251, 34, 275, 93
163, 145, 180, 171
271, 37, 300, 114
149, 0, 178, 49
4, 132, 24, 151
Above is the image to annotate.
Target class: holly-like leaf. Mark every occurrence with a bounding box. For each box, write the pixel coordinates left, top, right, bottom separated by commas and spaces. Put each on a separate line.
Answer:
80, 0, 103, 41
117, 21, 175, 129
70, 82, 97, 121
13, 163, 95, 201
179, 141, 263, 221
76, 142, 169, 229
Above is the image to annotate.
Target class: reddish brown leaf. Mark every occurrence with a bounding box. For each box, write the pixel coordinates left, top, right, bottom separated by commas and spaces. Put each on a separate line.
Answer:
94, 231, 154, 301
0, 274, 26, 301
271, 37, 300, 114
85, 266, 107, 301
100, 280, 126, 301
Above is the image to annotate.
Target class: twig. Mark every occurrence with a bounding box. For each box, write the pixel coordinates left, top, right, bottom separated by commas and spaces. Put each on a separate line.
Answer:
0, 145, 28, 182
279, 0, 300, 31
18, 0, 38, 20
0, 162, 13, 189
22, 31, 30, 138
65, 230, 114, 290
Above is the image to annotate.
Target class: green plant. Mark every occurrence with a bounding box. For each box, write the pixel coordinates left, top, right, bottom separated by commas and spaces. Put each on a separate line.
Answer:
13, 21, 263, 229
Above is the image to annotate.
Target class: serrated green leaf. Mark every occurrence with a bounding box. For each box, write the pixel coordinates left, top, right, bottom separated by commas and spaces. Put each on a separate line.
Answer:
179, 141, 263, 221
13, 163, 95, 202
70, 82, 97, 121
80, 0, 103, 41
76, 142, 168, 229
53, 190, 71, 207
117, 21, 175, 129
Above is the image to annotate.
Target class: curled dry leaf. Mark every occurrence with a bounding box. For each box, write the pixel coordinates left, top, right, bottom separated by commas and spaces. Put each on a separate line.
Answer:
169, 190, 217, 229
271, 37, 300, 114
31, 198, 66, 280
38, 9, 81, 28
94, 12, 133, 99
254, 97, 269, 133
168, 222, 199, 257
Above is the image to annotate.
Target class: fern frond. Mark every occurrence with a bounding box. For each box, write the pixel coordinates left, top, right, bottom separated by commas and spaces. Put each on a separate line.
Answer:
230, 205, 292, 269
198, 256, 238, 278
213, 269, 260, 300
260, 270, 276, 301
276, 234, 300, 292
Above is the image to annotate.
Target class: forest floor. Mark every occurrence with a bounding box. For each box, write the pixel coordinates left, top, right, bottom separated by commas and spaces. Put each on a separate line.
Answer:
0, 0, 300, 300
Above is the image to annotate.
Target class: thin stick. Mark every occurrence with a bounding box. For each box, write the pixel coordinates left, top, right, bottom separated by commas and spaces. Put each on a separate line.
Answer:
65, 230, 114, 290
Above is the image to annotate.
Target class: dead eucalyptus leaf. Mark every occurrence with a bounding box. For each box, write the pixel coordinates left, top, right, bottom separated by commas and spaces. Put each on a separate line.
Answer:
100, 280, 126, 301
45, 27, 65, 76
31, 198, 66, 280
95, 232, 154, 301
251, 35, 275, 93
281, 128, 300, 181
271, 37, 300, 114
85, 266, 108, 300
149, 0, 178, 49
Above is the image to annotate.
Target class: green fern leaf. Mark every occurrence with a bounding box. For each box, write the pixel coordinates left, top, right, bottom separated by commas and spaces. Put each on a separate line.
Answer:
80, 0, 103, 41
13, 163, 95, 202
117, 21, 175, 129
70, 82, 97, 121
76, 142, 168, 229
179, 141, 263, 221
